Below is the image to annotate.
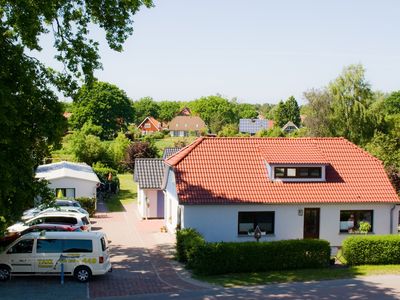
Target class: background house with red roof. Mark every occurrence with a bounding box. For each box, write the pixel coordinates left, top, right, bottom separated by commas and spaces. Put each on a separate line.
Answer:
163, 137, 399, 247
137, 116, 162, 134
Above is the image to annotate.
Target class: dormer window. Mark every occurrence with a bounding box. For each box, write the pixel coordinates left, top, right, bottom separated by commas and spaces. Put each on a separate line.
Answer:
274, 167, 322, 179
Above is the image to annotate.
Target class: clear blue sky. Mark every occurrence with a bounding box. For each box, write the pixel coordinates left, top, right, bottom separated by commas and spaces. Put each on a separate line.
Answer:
35, 0, 400, 104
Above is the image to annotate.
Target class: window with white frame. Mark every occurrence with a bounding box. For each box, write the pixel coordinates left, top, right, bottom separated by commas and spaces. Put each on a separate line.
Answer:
55, 188, 75, 199
238, 211, 274, 235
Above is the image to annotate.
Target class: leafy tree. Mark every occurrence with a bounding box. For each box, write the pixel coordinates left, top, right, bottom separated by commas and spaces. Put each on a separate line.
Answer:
384, 91, 400, 115
158, 101, 181, 123
189, 95, 237, 133
133, 97, 160, 124
256, 103, 276, 119
255, 127, 284, 137
235, 103, 258, 119
107, 132, 131, 170
218, 124, 239, 137
69, 131, 106, 165
70, 82, 133, 139
328, 64, 374, 144
303, 89, 334, 137
1, 0, 152, 224
124, 141, 158, 171
285, 96, 301, 126
274, 101, 289, 127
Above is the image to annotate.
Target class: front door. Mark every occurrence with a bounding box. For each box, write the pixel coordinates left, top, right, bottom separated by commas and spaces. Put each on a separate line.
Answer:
157, 191, 164, 218
303, 208, 320, 239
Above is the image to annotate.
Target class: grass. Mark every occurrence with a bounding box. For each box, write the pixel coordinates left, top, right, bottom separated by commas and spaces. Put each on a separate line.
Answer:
195, 265, 400, 287
105, 173, 137, 212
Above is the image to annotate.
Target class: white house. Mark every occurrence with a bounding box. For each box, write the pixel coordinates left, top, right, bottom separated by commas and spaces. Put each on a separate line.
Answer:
134, 159, 165, 219
163, 137, 400, 247
35, 161, 100, 199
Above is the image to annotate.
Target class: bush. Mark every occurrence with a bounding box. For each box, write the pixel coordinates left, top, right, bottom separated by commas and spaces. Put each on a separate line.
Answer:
188, 239, 331, 275
92, 164, 120, 192
342, 235, 400, 265
176, 228, 205, 263
76, 197, 96, 217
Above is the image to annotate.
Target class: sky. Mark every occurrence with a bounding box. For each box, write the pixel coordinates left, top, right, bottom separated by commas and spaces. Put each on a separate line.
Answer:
34, 0, 400, 104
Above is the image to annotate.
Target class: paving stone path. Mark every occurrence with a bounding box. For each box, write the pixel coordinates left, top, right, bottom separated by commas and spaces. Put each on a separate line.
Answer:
88, 202, 207, 298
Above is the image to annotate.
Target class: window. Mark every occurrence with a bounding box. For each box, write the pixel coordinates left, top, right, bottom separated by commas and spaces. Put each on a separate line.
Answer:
43, 217, 77, 225
37, 239, 63, 253
63, 240, 92, 253
238, 212, 275, 235
81, 217, 89, 225
274, 167, 322, 179
339, 210, 373, 233
101, 237, 108, 251
7, 239, 34, 254
55, 188, 75, 198
144, 123, 151, 128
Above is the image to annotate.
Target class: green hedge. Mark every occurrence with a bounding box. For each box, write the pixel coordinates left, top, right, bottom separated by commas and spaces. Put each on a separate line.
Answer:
187, 238, 330, 275
76, 197, 96, 217
176, 228, 205, 263
342, 235, 400, 265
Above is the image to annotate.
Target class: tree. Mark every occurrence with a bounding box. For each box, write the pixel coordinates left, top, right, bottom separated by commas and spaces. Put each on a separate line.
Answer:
303, 89, 334, 137
328, 64, 374, 144
235, 103, 258, 119
1, 0, 152, 224
124, 141, 158, 171
107, 132, 131, 170
189, 95, 237, 133
69, 131, 106, 166
218, 124, 239, 137
285, 96, 301, 126
384, 91, 400, 115
273, 101, 289, 127
133, 97, 160, 124
70, 82, 133, 139
158, 101, 181, 123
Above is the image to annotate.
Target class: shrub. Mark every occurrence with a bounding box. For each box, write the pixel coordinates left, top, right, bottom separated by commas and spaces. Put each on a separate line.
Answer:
188, 239, 331, 275
124, 141, 158, 171
342, 235, 400, 265
76, 197, 96, 217
92, 164, 120, 192
176, 228, 205, 263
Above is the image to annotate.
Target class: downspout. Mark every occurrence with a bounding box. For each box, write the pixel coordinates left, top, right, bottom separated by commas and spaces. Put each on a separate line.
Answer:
389, 204, 396, 234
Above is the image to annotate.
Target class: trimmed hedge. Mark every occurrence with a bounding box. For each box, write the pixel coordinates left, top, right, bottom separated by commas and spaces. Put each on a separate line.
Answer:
76, 197, 96, 217
176, 228, 205, 263
188, 239, 330, 275
342, 235, 400, 265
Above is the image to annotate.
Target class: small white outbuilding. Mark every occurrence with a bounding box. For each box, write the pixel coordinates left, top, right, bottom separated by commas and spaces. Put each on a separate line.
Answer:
35, 161, 100, 199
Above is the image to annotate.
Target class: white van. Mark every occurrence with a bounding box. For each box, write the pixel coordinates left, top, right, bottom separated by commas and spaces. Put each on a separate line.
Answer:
7, 212, 91, 233
0, 232, 111, 282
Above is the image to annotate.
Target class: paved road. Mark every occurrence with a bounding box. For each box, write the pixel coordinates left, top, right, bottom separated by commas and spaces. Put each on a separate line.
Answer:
97, 275, 400, 300
2, 201, 400, 300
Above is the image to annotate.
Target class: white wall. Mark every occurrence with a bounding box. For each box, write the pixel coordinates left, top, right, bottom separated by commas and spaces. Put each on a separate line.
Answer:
182, 204, 399, 246
48, 177, 97, 199
164, 168, 180, 232
137, 187, 160, 219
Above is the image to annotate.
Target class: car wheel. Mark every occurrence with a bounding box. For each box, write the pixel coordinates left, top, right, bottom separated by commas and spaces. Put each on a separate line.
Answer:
0, 265, 10, 281
74, 266, 91, 283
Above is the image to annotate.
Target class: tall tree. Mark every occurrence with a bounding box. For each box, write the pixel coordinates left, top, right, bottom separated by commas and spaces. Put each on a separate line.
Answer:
285, 96, 301, 126
158, 101, 181, 123
133, 97, 160, 125
0, 0, 153, 225
235, 103, 259, 119
328, 64, 374, 144
70, 81, 133, 139
274, 101, 289, 127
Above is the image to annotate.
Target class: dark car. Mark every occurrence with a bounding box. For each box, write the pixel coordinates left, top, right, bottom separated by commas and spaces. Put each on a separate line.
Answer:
0, 224, 80, 248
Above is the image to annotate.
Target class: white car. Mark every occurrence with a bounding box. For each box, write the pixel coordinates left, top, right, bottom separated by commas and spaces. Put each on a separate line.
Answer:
22, 200, 82, 220
8, 212, 91, 233
22, 206, 90, 221
0, 231, 111, 282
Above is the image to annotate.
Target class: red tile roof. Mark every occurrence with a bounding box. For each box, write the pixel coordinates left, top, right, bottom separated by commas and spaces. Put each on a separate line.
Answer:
165, 137, 399, 205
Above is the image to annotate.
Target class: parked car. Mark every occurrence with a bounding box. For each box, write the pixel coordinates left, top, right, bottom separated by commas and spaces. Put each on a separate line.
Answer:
7, 212, 91, 233
22, 199, 82, 221
0, 231, 112, 282
22, 206, 90, 221
0, 224, 81, 248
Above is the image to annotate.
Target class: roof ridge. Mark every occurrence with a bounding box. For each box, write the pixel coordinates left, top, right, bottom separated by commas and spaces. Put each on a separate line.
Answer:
165, 137, 205, 166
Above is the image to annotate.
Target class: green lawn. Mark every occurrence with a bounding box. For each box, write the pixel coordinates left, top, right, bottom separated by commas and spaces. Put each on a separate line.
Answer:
105, 173, 137, 212
195, 265, 400, 287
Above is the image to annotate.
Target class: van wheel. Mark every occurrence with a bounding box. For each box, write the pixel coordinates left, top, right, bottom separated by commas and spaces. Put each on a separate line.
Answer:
74, 266, 91, 283
0, 265, 10, 281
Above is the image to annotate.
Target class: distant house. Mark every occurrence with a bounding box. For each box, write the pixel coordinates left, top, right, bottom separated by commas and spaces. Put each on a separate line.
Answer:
163, 137, 399, 247
137, 117, 162, 134
134, 159, 165, 219
178, 107, 192, 116
168, 116, 206, 137
239, 119, 274, 135
282, 121, 299, 133
35, 161, 100, 199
